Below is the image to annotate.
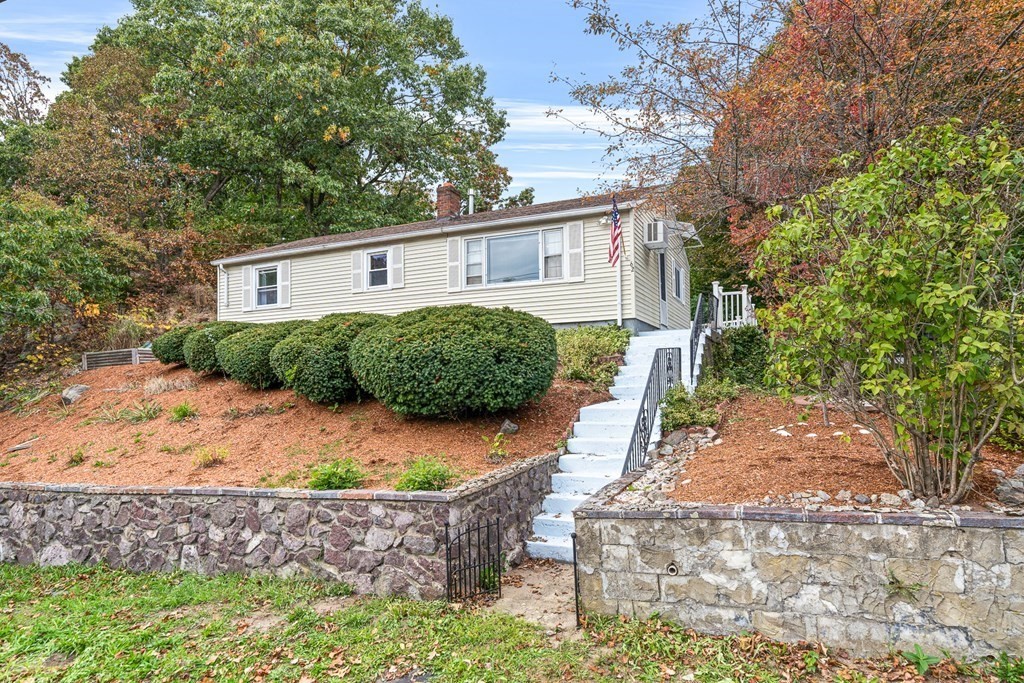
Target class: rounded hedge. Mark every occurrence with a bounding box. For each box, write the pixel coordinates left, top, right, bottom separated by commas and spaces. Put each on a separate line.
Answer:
270, 312, 388, 404
349, 305, 557, 417
151, 324, 206, 365
215, 320, 310, 389
182, 322, 254, 374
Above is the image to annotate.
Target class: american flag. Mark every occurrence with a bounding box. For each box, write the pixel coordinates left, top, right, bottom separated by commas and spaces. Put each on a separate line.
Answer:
608, 194, 622, 266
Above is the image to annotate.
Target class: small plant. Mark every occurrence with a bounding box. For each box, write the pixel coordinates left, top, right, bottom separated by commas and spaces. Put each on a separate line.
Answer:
193, 446, 227, 469
307, 458, 366, 490
482, 433, 510, 463
479, 566, 500, 591
143, 376, 197, 396
901, 644, 942, 675
48, 403, 74, 421
92, 460, 113, 468
259, 469, 303, 488
992, 652, 1024, 682
221, 403, 286, 420
395, 456, 458, 492
169, 402, 200, 423
122, 401, 162, 424
883, 571, 926, 602
67, 446, 87, 467
802, 650, 820, 674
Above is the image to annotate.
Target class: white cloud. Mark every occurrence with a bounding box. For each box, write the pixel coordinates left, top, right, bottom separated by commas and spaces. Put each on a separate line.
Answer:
497, 98, 620, 136
0, 28, 99, 45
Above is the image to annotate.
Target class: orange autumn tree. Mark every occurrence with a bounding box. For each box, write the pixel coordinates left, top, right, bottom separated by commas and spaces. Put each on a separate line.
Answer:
567, 0, 1024, 266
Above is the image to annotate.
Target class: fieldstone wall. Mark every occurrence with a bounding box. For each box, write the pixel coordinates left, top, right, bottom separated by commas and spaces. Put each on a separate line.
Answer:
576, 471, 1024, 658
0, 453, 558, 600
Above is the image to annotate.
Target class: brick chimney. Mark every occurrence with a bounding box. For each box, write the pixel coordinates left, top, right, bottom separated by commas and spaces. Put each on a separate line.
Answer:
436, 182, 462, 218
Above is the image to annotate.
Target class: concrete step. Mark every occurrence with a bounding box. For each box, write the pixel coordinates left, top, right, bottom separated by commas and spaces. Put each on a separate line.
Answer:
558, 452, 625, 476
551, 471, 618, 495
579, 400, 639, 423
532, 512, 575, 539
610, 384, 645, 400
567, 436, 629, 456
526, 536, 573, 563
571, 421, 634, 438
543, 493, 590, 514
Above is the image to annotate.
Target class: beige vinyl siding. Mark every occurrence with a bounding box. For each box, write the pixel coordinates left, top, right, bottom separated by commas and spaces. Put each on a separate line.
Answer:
627, 207, 691, 330
219, 213, 630, 325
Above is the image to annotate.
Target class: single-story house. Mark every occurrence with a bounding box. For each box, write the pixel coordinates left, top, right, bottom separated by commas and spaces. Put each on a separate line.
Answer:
211, 184, 695, 331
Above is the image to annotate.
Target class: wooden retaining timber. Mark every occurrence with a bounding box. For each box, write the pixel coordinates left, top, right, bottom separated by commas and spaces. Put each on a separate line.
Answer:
81, 348, 157, 371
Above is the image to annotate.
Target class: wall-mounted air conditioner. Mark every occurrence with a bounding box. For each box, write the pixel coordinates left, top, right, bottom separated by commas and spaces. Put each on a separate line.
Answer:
644, 221, 670, 250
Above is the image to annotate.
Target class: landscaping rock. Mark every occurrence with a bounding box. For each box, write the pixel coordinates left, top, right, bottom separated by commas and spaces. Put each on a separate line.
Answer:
854, 494, 871, 504
879, 493, 903, 507
836, 490, 852, 502
898, 489, 914, 502
499, 419, 519, 436
60, 384, 89, 406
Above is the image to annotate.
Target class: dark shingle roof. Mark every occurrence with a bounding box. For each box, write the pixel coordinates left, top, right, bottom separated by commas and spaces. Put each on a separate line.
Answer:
212, 188, 651, 265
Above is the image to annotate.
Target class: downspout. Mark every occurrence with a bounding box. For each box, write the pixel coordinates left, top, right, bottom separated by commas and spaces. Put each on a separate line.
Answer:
218, 264, 228, 321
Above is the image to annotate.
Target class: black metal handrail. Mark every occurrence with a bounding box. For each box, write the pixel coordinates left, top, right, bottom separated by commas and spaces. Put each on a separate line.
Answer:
689, 292, 718, 382
620, 347, 682, 476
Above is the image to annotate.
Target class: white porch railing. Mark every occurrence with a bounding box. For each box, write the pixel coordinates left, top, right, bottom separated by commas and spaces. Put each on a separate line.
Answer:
711, 282, 756, 329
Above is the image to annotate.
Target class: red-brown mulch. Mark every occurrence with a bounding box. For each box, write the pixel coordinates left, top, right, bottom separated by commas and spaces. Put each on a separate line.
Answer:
671, 393, 1024, 508
0, 362, 605, 490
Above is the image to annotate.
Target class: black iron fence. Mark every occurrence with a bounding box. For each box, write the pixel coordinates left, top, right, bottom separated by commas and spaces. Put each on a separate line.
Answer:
620, 347, 682, 476
445, 518, 502, 601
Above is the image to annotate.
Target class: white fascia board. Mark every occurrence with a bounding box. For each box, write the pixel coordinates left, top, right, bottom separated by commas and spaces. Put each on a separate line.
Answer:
210, 201, 642, 266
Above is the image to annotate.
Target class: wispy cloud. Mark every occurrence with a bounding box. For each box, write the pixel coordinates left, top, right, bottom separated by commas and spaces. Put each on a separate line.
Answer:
0, 29, 99, 45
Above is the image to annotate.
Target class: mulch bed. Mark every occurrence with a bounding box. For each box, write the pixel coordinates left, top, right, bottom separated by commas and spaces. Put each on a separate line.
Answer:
671, 393, 1024, 508
0, 362, 606, 490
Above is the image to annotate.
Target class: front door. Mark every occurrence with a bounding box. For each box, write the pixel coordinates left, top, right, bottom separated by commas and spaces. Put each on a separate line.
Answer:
658, 252, 668, 328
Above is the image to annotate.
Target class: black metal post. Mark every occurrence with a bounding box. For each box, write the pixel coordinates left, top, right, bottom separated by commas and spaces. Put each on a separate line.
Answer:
571, 532, 581, 629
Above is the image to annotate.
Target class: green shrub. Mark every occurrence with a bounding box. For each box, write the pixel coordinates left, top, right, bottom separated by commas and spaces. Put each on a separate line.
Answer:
182, 321, 254, 374
350, 305, 557, 417
993, 403, 1024, 452
709, 325, 770, 388
394, 456, 458, 491
307, 458, 366, 490
215, 321, 310, 389
168, 402, 199, 423
152, 324, 205, 365
270, 312, 388, 404
661, 378, 740, 431
556, 325, 631, 389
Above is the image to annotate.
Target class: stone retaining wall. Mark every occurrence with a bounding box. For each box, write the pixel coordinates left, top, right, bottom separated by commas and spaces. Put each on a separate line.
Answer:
0, 453, 559, 600
575, 470, 1024, 658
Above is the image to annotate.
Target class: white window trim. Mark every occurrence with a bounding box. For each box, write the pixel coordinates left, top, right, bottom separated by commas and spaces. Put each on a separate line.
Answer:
365, 248, 391, 290
254, 263, 282, 309
461, 226, 566, 290
673, 262, 683, 301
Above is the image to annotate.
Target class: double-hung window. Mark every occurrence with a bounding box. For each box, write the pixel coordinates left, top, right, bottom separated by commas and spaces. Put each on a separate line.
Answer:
367, 250, 389, 288
464, 228, 565, 288
255, 265, 279, 307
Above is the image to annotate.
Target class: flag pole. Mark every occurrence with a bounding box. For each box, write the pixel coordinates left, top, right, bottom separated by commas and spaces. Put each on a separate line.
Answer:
616, 245, 623, 327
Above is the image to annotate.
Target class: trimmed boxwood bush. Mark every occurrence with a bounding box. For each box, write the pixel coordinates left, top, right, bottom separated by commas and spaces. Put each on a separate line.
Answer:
270, 312, 388, 404
215, 320, 310, 389
151, 324, 206, 365
349, 305, 557, 417
182, 322, 254, 374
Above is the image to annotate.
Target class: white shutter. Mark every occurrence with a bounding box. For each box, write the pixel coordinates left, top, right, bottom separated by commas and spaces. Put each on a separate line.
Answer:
241, 265, 253, 311
351, 250, 363, 292
390, 245, 405, 289
279, 260, 291, 308
447, 237, 461, 292
567, 221, 585, 281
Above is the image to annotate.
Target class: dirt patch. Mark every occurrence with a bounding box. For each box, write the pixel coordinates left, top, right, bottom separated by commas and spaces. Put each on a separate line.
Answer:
0, 362, 604, 489
235, 610, 287, 634
486, 559, 580, 642
671, 393, 1024, 508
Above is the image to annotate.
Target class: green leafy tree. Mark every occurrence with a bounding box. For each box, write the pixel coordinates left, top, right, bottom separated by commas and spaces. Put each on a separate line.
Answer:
0, 193, 130, 364
755, 123, 1024, 503
103, 0, 510, 232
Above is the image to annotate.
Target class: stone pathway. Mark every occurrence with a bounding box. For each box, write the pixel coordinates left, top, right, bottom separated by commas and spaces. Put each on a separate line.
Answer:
486, 559, 580, 642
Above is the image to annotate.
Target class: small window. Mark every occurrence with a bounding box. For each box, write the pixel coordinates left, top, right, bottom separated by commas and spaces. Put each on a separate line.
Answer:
543, 229, 563, 280
367, 250, 389, 288
673, 265, 682, 300
256, 266, 279, 307
465, 238, 483, 287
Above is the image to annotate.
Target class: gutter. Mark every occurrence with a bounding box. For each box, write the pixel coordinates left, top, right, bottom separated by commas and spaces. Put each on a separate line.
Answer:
210, 200, 643, 266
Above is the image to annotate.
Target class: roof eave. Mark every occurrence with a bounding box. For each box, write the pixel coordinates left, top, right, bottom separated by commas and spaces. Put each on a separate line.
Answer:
210, 200, 643, 266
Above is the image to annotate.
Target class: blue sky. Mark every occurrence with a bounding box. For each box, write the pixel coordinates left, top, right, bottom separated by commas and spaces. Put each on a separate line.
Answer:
0, 0, 703, 202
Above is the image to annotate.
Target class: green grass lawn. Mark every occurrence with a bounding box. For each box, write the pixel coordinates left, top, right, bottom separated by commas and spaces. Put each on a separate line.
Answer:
0, 564, 1020, 682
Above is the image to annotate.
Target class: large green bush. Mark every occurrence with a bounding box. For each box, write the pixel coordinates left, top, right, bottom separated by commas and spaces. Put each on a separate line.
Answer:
215, 321, 309, 389
270, 312, 388, 404
710, 325, 769, 388
182, 321, 254, 374
555, 325, 631, 390
394, 456, 459, 491
350, 305, 557, 417
151, 324, 205, 365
